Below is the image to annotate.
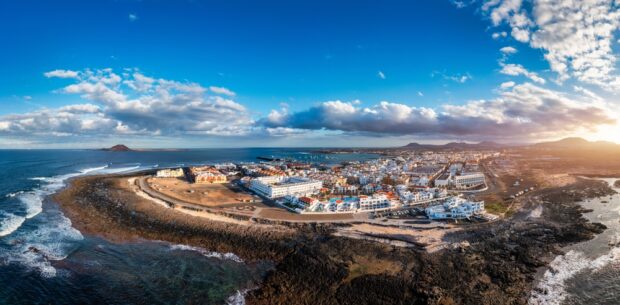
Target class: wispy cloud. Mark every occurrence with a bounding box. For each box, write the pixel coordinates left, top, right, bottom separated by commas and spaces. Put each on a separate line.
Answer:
432, 71, 472, 83
209, 86, 236, 96
377, 71, 386, 79
499, 63, 545, 84
43, 69, 79, 79
500, 46, 517, 54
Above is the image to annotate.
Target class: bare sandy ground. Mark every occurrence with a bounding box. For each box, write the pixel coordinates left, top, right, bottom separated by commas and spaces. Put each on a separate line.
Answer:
147, 177, 258, 207
128, 177, 254, 226
336, 223, 461, 252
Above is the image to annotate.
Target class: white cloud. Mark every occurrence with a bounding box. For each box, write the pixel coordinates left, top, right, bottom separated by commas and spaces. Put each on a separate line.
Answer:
2, 69, 254, 139
492, 31, 508, 39
488, 0, 523, 25
129, 14, 138, 21
478, 0, 620, 91
378, 71, 386, 79
44, 69, 79, 79
500, 81, 516, 89
530, 0, 620, 89
500, 63, 546, 84
573, 85, 603, 102
0, 105, 117, 137
417, 91, 424, 97
511, 27, 530, 42
500, 46, 518, 54
58, 104, 101, 114
209, 86, 236, 96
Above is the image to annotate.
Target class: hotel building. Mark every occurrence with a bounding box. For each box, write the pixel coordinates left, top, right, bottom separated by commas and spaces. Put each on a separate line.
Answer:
250, 176, 323, 199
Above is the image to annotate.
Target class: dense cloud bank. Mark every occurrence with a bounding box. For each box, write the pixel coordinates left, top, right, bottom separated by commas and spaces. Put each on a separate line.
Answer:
262, 83, 615, 139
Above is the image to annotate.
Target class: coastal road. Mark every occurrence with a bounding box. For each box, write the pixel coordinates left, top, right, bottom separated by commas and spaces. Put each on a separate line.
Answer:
134, 175, 457, 227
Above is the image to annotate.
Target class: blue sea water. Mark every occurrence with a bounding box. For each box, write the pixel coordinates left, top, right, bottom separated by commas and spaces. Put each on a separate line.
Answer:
0, 148, 377, 305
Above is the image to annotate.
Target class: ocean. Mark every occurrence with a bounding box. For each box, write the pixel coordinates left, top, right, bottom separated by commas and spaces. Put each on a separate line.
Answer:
529, 178, 620, 305
0, 148, 377, 305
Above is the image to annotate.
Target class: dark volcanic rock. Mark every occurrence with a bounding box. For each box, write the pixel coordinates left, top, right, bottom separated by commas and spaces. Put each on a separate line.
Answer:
53, 175, 616, 305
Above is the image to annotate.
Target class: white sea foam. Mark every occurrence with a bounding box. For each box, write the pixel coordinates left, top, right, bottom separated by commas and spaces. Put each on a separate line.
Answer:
1, 208, 83, 278
5, 191, 24, 198
529, 247, 620, 305
226, 288, 253, 305
0, 213, 26, 237
98, 165, 141, 174
84, 165, 109, 173
19, 191, 44, 219
169, 244, 244, 263
0, 164, 118, 277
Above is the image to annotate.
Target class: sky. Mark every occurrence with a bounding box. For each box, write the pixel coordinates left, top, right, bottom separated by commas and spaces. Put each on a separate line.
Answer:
1, 0, 620, 148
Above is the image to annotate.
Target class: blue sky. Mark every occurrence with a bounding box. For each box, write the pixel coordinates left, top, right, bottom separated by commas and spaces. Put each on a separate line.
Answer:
1, 0, 619, 148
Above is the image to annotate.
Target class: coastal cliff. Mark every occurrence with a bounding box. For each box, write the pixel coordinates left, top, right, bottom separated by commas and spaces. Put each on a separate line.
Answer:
52, 175, 615, 305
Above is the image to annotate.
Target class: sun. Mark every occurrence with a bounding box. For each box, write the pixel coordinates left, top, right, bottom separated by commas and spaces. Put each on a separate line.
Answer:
587, 123, 620, 144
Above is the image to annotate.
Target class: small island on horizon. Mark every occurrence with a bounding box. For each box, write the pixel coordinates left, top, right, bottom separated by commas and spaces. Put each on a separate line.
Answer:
99, 144, 187, 152
101, 144, 133, 152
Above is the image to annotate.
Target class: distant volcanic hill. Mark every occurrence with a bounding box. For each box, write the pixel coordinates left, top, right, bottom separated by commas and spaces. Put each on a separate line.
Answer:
524, 137, 620, 162
101, 144, 133, 152
532, 137, 619, 150
402, 141, 505, 150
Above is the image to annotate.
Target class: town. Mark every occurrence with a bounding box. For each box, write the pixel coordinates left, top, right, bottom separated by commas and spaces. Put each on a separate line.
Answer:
151, 150, 499, 221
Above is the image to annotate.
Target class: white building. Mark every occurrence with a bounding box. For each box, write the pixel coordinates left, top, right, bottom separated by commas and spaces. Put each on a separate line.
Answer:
156, 168, 184, 178
454, 173, 485, 189
434, 172, 485, 190
418, 190, 435, 201
359, 194, 390, 211
249, 176, 323, 199
425, 197, 484, 220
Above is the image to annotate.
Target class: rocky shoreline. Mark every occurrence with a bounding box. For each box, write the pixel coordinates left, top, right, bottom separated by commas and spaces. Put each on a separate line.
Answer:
52, 175, 616, 305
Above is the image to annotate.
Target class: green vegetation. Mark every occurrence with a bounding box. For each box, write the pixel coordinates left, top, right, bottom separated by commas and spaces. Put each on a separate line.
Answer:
485, 201, 510, 215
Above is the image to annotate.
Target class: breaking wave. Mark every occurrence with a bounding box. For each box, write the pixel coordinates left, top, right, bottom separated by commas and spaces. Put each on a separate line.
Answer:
5, 191, 24, 198
0, 164, 144, 277
97, 165, 140, 174
226, 288, 253, 305
0, 212, 26, 237
1, 212, 83, 278
529, 247, 620, 305
16, 165, 110, 220
169, 244, 244, 263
